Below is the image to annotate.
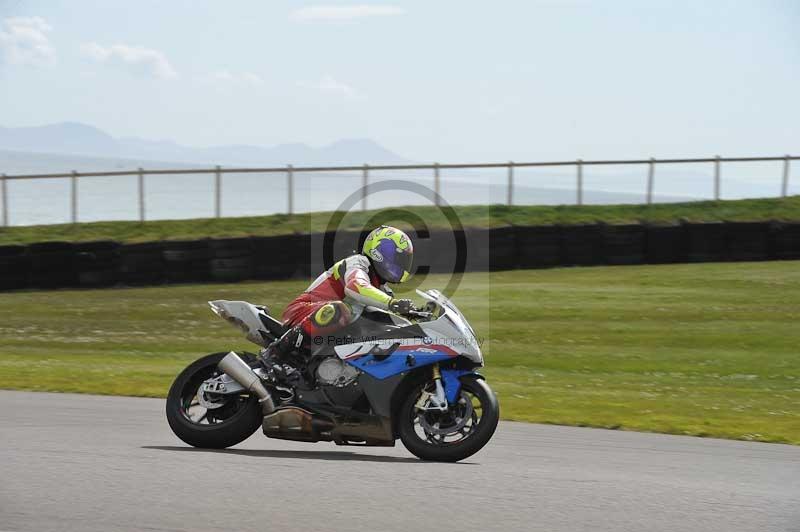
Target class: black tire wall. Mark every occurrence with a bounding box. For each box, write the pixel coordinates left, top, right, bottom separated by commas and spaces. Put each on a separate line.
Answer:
644, 225, 686, 264
28, 242, 77, 288
686, 222, 728, 263
602, 224, 645, 265
119, 242, 165, 285
75, 241, 120, 287
769, 222, 800, 260
1, 220, 798, 291
0, 245, 31, 290
561, 224, 603, 266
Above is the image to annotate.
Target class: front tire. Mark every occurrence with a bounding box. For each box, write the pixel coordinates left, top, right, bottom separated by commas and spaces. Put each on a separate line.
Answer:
399, 376, 499, 462
166, 352, 263, 449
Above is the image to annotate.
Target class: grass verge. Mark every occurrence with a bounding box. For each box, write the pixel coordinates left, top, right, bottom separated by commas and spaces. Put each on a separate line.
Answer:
0, 262, 798, 444
0, 196, 799, 245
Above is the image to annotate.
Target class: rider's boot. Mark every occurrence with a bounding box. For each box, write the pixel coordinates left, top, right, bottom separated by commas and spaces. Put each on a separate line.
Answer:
261, 326, 304, 378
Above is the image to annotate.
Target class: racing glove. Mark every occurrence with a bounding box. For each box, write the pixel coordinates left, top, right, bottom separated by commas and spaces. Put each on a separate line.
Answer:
389, 298, 414, 316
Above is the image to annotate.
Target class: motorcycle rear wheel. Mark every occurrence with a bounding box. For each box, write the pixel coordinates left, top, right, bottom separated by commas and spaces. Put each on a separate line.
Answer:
398, 375, 499, 462
166, 352, 263, 449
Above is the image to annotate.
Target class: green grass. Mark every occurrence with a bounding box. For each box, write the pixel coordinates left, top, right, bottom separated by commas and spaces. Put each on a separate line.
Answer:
1, 262, 798, 444
1, 196, 799, 245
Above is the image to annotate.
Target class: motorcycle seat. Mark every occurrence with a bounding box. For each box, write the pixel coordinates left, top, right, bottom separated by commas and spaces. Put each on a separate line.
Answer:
258, 309, 288, 338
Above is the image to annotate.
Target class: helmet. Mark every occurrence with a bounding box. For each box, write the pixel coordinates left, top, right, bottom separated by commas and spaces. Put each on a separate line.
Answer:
362, 226, 414, 283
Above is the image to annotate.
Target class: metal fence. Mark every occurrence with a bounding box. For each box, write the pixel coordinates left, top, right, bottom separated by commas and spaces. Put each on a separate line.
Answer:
0, 154, 796, 226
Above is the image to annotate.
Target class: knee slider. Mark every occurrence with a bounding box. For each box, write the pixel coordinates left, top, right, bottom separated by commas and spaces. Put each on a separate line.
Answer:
313, 303, 338, 326
313, 301, 352, 327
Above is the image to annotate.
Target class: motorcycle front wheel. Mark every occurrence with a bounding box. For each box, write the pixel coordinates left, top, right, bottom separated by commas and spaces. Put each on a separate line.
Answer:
166, 352, 263, 449
398, 375, 499, 462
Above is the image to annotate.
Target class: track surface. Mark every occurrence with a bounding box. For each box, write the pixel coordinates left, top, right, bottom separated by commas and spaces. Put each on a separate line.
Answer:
1, 391, 798, 532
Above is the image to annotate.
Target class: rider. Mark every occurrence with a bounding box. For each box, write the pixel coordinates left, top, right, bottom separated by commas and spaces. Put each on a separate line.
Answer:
265, 225, 415, 361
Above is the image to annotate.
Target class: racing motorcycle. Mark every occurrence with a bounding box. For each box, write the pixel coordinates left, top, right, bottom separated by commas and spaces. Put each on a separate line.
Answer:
166, 289, 499, 462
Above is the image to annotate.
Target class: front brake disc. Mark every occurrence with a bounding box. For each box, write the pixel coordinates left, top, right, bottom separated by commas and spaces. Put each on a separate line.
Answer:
418, 392, 473, 436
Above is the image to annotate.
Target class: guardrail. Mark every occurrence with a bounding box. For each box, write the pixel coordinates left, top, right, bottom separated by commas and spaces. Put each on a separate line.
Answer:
0, 155, 796, 226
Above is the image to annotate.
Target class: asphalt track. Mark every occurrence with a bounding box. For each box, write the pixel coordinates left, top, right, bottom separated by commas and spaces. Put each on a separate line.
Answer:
0, 391, 798, 532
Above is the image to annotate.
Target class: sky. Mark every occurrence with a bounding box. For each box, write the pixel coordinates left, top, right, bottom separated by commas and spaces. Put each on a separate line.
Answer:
0, 0, 798, 163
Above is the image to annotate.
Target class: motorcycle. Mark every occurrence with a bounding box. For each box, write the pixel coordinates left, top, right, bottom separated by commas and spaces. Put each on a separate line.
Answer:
166, 289, 499, 462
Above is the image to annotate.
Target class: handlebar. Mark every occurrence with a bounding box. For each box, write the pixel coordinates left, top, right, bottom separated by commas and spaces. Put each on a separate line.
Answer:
407, 308, 434, 320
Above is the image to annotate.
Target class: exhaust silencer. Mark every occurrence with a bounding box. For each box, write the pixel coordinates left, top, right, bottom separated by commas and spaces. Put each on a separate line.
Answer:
217, 352, 275, 414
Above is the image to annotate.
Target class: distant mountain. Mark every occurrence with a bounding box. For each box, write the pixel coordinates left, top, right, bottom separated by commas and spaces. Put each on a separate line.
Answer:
0, 122, 118, 156
0, 149, 202, 175
0, 122, 782, 201
0, 122, 409, 167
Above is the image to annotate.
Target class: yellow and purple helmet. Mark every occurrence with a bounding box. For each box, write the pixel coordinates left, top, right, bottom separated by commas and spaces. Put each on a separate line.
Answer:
362, 226, 414, 283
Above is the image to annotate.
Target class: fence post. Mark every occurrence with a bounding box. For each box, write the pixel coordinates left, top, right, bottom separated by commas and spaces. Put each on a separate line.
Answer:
138, 168, 145, 222
362, 164, 369, 211
1, 173, 7, 227
576, 159, 583, 206
287, 164, 294, 215
214, 165, 222, 218
714, 155, 721, 200
434, 162, 441, 206
507, 161, 514, 206
646, 158, 655, 205
782, 155, 791, 198
71, 170, 78, 223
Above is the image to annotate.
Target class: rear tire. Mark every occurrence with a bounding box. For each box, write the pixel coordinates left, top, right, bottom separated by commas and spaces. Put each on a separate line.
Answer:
399, 376, 499, 462
166, 352, 263, 449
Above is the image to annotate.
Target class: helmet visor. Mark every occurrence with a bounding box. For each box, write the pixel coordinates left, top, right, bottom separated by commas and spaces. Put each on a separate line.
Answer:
375, 239, 413, 283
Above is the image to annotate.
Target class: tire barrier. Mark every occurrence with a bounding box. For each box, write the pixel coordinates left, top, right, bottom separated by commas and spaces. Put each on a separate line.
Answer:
326, 231, 364, 269
209, 238, 254, 282
602, 224, 645, 265
516, 226, 562, 269
644, 224, 686, 264
770, 222, 800, 260
0, 245, 31, 290
685, 222, 727, 263
75, 241, 120, 287
119, 241, 165, 285
483, 226, 517, 272
252, 234, 311, 280
425, 229, 468, 274
561, 224, 603, 266
2, 220, 799, 291
162, 240, 213, 284
28, 241, 77, 288
726, 222, 769, 262
407, 229, 434, 275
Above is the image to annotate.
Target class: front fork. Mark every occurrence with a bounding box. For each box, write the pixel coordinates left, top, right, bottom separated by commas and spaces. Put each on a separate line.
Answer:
415, 364, 474, 412
415, 363, 449, 412
429, 364, 449, 411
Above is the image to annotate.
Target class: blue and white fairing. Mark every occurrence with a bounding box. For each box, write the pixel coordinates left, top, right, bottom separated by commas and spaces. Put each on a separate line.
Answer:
333, 289, 483, 400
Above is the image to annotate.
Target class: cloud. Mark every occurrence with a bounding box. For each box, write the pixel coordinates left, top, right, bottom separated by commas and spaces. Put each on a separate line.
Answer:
0, 16, 56, 66
298, 75, 358, 98
212, 70, 264, 85
81, 42, 178, 79
290, 5, 405, 22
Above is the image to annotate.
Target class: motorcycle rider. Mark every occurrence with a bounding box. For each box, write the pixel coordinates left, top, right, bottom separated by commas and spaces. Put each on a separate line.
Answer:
264, 225, 415, 362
